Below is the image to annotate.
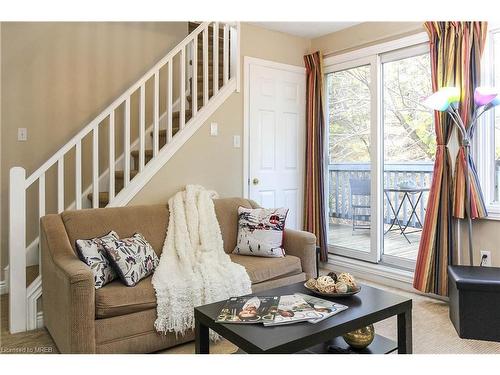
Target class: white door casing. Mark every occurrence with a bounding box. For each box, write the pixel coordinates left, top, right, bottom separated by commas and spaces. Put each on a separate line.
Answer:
244, 57, 306, 230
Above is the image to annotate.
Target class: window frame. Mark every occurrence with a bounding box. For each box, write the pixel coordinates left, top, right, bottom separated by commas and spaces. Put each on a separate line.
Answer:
323, 32, 431, 270
476, 25, 500, 218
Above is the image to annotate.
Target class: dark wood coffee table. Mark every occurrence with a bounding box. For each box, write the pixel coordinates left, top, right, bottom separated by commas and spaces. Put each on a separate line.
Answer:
194, 282, 412, 354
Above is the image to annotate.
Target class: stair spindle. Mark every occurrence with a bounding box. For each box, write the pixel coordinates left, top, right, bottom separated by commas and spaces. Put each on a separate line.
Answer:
57, 157, 64, 213
153, 72, 160, 156
109, 111, 115, 200
75, 140, 82, 209
124, 98, 131, 186
167, 59, 173, 143
180, 47, 186, 130
139, 84, 146, 171
213, 22, 219, 95
192, 39, 198, 115
203, 28, 209, 105
223, 24, 229, 85
92, 127, 99, 208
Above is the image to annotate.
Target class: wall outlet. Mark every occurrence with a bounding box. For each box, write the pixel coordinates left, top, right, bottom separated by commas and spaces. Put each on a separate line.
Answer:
210, 122, 218, 136
18, 128, 28, 141
480, 250, 492, 267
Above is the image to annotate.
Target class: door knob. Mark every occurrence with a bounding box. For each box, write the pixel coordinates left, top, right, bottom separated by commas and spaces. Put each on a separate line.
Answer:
252, 178, 260, 185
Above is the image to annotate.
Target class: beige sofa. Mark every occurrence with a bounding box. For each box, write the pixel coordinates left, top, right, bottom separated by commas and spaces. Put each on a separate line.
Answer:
40, 198, 317, 353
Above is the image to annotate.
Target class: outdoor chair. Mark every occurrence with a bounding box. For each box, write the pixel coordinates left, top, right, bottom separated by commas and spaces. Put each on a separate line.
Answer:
349, 178, 371, 231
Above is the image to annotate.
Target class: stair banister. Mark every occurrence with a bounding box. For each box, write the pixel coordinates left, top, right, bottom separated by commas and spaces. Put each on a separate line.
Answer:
8, 21, 240, 334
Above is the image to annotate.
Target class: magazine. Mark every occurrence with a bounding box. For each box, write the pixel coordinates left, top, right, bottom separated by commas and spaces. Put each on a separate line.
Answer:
263, 294, 322, 326
294, 293, 348, 324
215, 296, 279, 324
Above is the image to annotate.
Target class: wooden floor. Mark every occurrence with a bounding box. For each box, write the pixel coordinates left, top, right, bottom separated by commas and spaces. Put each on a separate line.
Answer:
328, 223, 420, 261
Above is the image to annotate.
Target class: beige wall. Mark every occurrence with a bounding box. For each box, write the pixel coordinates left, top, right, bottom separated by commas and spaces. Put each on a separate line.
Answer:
460, 220, 500, 267
311, 22, 425, 55
0, 22, 187, 276
129, 23, 312, 205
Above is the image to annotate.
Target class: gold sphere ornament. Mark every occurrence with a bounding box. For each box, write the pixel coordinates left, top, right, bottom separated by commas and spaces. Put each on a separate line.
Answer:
342, 324, 375, 349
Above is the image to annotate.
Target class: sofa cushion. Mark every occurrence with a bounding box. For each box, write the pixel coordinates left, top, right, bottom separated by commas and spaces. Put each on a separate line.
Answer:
61, 204, 169, 256
213, 198, 255, 254
76, 230, 119, 289
103, 233, 160, 287
229, 254, 302, 284
233, 206, 288, 258
95, 276, 156, 319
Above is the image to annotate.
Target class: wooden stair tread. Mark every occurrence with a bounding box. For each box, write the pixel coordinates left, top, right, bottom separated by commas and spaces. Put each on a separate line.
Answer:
130, 149, 154, 158
115, 170, 139, 179
87, 192, 111, 204
187, 89, 215, 102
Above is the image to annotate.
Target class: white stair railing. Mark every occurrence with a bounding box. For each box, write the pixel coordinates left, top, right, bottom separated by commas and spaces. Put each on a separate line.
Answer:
8, 21, 240, 333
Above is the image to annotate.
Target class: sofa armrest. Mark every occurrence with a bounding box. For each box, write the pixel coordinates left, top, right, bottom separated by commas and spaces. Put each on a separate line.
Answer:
283, 229, 317, 279
40, 214, 96, 353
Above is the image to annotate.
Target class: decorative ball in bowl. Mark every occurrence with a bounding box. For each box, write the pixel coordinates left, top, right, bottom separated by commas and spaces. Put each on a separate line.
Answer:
304, 272, 360, 297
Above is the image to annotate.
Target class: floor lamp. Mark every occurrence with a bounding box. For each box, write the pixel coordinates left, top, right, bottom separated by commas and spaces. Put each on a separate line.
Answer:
423, 87, 499, 265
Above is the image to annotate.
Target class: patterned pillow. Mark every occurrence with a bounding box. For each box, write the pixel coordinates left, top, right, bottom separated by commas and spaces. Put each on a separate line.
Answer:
75, 231, 119, 289
102, 233, 160, 287
233, 207, 288, 258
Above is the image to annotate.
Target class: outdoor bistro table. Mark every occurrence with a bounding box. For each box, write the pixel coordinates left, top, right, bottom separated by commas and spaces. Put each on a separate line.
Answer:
384, 186, 429, 244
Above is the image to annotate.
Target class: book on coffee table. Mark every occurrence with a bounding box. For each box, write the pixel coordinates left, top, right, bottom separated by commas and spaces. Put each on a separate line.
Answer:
263, 294, 322, 326
215, 296, 279, 324
294, 293, 348, 324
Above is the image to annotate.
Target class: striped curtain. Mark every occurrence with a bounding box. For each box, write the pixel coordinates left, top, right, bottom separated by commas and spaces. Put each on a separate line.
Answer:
304, 51, 328, 262
413, 22, 487, 296
453, 22, 488, 219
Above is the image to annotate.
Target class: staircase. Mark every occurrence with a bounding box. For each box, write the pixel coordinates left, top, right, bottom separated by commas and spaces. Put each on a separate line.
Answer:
8, 21, 240, 333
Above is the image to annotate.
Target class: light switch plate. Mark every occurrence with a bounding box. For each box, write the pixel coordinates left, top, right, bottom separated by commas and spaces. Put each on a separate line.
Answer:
18, 128, 28, 141
233, 135, 241, 148
210, 122, 218, 136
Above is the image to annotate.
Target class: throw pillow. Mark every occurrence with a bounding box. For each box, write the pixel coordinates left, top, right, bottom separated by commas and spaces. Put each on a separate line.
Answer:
75, 231, 119, 289
102, 233, 160, 287
233, 207, 288, 258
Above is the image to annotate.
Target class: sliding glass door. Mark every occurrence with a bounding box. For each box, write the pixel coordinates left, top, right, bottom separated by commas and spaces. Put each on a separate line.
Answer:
381, 45, 434, 268
325, 42, 433, 269
325, 56, 380, 263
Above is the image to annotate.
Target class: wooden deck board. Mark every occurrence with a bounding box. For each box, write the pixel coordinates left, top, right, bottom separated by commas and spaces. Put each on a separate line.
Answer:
328, 223, 420, 261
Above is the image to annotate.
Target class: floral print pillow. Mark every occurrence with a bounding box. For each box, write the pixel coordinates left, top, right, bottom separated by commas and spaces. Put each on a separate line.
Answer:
233, 207, 288, 258
76, 231, 119, 289
102, 233, 159, 287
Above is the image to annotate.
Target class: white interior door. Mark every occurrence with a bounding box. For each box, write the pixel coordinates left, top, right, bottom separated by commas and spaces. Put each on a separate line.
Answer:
247, 59, 306, 230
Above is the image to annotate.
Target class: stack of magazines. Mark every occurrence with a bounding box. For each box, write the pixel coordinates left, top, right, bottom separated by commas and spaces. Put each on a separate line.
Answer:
215, 294, 348, 326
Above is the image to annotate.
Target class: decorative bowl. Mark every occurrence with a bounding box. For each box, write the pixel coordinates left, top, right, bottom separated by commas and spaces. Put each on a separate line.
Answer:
304, 283, 361, 298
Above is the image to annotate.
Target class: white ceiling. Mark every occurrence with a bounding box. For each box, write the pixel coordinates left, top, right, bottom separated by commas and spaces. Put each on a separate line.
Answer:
249, 22, 361, 39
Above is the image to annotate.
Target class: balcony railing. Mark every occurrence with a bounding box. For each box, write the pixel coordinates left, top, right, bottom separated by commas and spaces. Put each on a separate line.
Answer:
328, 162, 434, 229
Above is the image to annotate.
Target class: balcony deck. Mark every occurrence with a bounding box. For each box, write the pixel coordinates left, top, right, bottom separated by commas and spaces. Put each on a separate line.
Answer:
328, 222, 420, 261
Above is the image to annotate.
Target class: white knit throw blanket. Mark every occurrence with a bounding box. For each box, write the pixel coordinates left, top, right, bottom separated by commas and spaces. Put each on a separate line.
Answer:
152, 185, 252, 337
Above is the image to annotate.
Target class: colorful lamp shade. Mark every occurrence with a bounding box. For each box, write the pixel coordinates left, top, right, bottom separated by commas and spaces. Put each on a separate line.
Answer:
474, 87, 498, 106
491, 94, 500, 107
423, 87, 461, 111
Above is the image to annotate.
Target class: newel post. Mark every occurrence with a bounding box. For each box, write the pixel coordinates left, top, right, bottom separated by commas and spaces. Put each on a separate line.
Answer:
9, 166, 27, 333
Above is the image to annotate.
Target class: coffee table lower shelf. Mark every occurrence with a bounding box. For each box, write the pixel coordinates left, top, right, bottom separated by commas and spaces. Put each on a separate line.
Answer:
301, 334, 397, 354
